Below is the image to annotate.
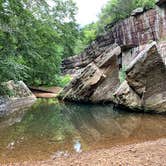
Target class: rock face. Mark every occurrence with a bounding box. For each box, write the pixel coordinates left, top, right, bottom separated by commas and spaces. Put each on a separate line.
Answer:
60, 1, 166, 113
0, 81, 36, 117
114, 81, 142, 109
115, 42, 166, 112
62, 3, 166, 76
60, 45, 121, 103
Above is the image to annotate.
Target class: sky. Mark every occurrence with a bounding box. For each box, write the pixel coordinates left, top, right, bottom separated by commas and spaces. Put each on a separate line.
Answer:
74, 0, 109, 26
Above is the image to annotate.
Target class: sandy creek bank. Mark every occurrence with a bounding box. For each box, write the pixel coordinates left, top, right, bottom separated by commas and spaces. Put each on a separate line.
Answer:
10, 138, 166, 166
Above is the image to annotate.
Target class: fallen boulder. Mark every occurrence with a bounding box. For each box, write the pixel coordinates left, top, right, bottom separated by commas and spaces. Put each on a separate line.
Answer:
114, 81, 142, 110
59, 45, 121, 103
0, 81, 36, 117
125, 42, 166, 113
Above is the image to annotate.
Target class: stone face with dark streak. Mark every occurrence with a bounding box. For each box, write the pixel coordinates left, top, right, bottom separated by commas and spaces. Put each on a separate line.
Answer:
60, 2, 166, 113
156, 0, 166, 6
62, 5, 166, 76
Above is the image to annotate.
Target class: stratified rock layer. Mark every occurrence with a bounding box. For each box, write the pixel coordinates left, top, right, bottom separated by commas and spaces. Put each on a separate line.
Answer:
60, 45, 121, 103
60, 1, 166, 113
62, 4, 166, 75
113, 42, 166, 112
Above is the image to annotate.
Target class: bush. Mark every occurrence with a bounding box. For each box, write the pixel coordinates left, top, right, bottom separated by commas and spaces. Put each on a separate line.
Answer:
57, 75, 72, 87
119, 67, 126, 83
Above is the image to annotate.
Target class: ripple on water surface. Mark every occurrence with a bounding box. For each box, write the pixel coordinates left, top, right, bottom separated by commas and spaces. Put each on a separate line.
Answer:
0, 99, 166, 164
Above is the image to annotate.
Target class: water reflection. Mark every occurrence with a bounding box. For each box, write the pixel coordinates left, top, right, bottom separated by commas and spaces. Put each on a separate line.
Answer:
74, 140, 82, 153
0, 99, 166, 163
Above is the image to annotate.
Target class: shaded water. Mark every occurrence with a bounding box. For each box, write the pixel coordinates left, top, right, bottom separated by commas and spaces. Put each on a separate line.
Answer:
0, 99, 166, 164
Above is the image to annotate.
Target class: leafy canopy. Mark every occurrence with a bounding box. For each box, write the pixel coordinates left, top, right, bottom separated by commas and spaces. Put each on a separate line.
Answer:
0, 0, 78, 88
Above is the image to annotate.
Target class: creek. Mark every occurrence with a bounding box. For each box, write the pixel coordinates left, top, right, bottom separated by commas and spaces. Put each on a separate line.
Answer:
0, 99, 166, 164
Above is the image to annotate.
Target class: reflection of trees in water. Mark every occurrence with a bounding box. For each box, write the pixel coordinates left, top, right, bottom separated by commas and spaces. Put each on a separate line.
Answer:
0, 100, 166, 161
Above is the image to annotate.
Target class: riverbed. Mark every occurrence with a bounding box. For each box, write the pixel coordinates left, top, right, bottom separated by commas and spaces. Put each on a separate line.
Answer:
0, 99, 166, 164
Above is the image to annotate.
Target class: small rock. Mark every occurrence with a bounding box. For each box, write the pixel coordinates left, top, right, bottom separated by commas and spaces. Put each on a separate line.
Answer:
131, 7, 144, 16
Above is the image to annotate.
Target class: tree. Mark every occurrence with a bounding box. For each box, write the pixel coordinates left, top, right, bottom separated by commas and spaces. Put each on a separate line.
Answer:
74, 23, 97, 55
0, 0, 78, 89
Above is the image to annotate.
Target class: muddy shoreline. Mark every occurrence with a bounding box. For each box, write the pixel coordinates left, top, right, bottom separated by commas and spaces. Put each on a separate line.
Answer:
7, 138, 166, 166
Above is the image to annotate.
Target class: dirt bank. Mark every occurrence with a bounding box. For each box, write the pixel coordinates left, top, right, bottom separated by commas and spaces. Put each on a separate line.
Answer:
10, 138, 166, 166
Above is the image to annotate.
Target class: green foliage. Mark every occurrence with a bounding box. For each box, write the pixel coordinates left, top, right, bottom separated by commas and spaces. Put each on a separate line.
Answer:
0, 0, 79, 90
119, 67, 126, 83
74, 23, 97, 55
57, 74, 72, 87
136, 0, 156, 9
0, 84, 13, 96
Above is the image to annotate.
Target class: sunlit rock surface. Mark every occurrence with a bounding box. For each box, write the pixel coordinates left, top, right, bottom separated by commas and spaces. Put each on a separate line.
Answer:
0, 81, 36, 117
131, 7, 144, 16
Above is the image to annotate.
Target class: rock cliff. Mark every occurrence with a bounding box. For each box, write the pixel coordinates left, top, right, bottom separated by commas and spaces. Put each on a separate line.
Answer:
60, 0, 166, 113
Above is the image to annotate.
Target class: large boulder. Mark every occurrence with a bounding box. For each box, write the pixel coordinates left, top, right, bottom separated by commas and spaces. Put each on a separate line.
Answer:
113, 42, 166, 113
59, 45, 121, 103
0, 81, 36, 117
60, 62, 105, 102
91, 46, 121, 102
114, 81, 142, 110
125, 42, 166, 113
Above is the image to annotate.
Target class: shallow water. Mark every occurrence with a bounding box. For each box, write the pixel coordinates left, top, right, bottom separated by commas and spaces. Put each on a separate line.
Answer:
0, 99, 166, 164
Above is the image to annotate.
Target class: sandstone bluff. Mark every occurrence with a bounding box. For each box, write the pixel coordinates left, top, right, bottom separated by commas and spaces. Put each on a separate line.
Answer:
60, 0, 166, 113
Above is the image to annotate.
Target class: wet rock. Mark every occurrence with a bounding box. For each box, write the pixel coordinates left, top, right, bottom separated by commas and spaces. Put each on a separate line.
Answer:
131, 7, 144, 16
